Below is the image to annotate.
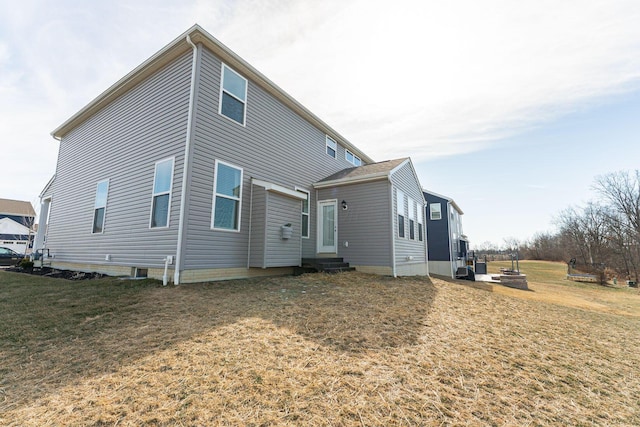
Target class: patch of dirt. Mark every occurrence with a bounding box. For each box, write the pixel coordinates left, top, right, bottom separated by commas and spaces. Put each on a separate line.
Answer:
5, 266, 106, 280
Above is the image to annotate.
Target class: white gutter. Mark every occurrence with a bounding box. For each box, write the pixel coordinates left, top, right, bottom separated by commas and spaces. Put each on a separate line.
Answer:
174, 35, 198, 285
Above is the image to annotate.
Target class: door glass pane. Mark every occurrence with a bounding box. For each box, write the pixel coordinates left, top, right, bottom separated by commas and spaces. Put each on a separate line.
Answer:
322, 205, 335, 247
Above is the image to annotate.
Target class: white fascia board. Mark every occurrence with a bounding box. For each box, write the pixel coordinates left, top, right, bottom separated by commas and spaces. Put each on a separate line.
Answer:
251, 179, 308, 200
312, 172, 389, 189
422, 187, 464, 215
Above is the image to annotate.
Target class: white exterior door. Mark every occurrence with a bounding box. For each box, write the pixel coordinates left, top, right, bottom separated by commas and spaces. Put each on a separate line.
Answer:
317, 199, 337, 253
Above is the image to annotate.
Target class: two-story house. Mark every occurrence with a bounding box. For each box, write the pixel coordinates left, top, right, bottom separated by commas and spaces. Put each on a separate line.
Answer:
423, 189, 469, 278
34, 25, 428, 284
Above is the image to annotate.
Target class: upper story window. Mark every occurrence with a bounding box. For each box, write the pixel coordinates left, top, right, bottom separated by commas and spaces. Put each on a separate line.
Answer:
345, 149, 362, 166
326, 135, 337, 158
429, 203, 442, 220
212, 160, 243, 232
92, 179, 109, 233
296, 187, 310, 238
150, 158, 174, 228
219, 64, 247, 125
397, 189, 405, 238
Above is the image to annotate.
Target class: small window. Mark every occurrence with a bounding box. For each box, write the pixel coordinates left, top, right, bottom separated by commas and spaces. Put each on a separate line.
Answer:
150, 158, 174, 228
430, 203, 442, 220
345, 149, 362, 166
408, 198, 416, 240
212, 160, 243, 231
296, 187, 310, 238
397, 189, 405, 238
326, 135, 337, 158
92, 179, 109, 233
219, 64, 247, 125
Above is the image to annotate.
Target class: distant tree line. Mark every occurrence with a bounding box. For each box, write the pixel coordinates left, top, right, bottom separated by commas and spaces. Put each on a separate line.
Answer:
475, 170, 640, 281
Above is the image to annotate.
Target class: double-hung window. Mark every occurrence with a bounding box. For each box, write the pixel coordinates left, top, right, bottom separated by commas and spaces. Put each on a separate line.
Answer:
212, 160, 243, 231
418, 203, 424, 241
345, 149, 362, 166
430, 203, 442, 220
150, 158, 174, 228
219, 64, 248, 125
92, 179, 109, 233
408, 197, 416, 240
397, 189, 405, 238
326, 135, 337, 158
296, 187, 310, 238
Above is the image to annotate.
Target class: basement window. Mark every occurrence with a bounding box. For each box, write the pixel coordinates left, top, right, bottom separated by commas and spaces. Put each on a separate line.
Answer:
134, 268, 148, 278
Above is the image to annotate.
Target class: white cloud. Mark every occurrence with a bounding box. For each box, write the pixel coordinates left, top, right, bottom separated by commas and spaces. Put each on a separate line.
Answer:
203, 0, 640, 160
2, 0, 640, 206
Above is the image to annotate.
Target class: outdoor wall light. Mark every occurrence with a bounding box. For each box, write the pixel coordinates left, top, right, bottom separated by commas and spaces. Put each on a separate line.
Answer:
341, 200, 348, 210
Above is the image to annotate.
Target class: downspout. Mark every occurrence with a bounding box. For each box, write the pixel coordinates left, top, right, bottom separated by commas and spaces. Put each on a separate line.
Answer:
390, 182, 397, 277
247, 181, 254, 268
174, 35, 199, 285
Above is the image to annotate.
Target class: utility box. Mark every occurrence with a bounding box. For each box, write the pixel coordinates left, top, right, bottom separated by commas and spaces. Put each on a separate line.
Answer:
281, 224, 293, 240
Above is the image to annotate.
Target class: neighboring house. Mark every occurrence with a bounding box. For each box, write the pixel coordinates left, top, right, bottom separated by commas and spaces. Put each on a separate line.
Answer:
0, 198, 36, 254
423, 190, 469, 278
35, 25, 427, 284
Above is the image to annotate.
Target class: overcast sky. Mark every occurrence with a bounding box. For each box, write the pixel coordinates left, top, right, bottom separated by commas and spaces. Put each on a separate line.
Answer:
2, 0, 640, 247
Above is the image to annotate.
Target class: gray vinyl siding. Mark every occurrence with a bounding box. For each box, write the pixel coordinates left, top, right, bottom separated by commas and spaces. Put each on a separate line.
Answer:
45, 52, 192, 268
263, 192, 302, 267
317, 180, 392, 266
183, 45, 364, 269
248, 186, 266, 267
249, 187, 302, 268
390, 162, 427, 267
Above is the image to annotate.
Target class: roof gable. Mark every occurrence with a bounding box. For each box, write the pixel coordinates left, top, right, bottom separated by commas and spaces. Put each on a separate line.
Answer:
0, 198, 36, 217
0, 217, 32, 234
314, 158, 408, 188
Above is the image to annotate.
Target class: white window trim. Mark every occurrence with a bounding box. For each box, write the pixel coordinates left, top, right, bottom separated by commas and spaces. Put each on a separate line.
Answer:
397, 189, 406, 238
418, 202, 424, 241
218, 63, 248, 126
430, 203, 442, 220
149, 157, 175, 229
92, 179, 109, 234
211, 159, 244, 233
326, 135, 337, 158
295, 187, 310, 239
345, 149, 362, 166
408, 197, 416, 240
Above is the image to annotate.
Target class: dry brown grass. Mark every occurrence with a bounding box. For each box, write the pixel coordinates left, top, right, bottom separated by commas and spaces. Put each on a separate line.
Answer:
1, 267, 640, 426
